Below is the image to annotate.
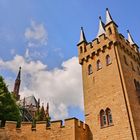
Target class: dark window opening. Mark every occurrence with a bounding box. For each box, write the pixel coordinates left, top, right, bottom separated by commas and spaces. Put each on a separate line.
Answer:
97, 60, 102, 70
80, 46, 83, 53
100, 110, 106, 127
123, 55, 128, 65
134, 79, 140, 91
88, 64, 93, 75
108, 27, 112, 35
106, 108, 113, 125
106, 55, 111, 65
131, 61, 135, 71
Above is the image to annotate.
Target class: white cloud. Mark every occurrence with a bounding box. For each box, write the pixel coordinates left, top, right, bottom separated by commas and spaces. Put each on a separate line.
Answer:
24, 49, 47, 60
0, 55, 83, 120
24, 20, 47, 48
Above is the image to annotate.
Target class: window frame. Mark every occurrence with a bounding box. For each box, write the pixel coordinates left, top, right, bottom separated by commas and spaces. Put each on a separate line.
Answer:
100, 110, 107, 127
88, 64, 93, 75
106, 108, 113, 125
131, 61, 135, 71
123, 55, 128, 65
97, 60, 102, 71
80, 46, 83, 53
108, 27, 112, 35
106, 55, 111, 66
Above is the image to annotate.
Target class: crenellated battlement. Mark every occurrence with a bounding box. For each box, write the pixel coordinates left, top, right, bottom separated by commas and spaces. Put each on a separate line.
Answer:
78, 31, 139, 65
0, 117, 88, 131
0, 118, 90, 140
117, 33, 140, 64
78, 34, 114, 65
119, 33, 139, 51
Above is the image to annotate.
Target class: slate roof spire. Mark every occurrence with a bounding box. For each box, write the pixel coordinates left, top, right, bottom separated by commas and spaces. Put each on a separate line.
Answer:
106, 8, 113, 24
105, 8, 118, 27
96, 16, 106, 38
13, 67, 21, 100
78, 27, 87, 44
127, 30, 135, 45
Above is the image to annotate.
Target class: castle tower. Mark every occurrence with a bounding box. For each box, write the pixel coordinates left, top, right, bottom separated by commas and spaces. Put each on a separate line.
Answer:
13, 67, 21, 101
77, 9, 140, 139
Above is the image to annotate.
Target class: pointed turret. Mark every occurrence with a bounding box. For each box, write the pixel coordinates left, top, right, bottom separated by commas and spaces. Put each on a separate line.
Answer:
78, 27, 87, 45
37, 98, 40, 109
127, 30, 135, 45
46, 103, 49, 118
40, 103, 45, 121
96, 16, 106, 38
105, 8, 118, 27
77, 27, 88, 61
106, 8, 113, 25
13, 67, 21, 101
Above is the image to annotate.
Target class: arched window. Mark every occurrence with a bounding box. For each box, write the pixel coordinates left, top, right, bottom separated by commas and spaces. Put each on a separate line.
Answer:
134, 79, 137, 89
97, 60, 102, 70
88, 64, 93, 75
80, 46, 83, 53
106, 55, 111, 65
100, 110, 106, 127
108, 27, 112, 35
137, 81, 140, 90
123, 55, 128, 65
106, 108, 113, 125
131, 61, 135, 71
137, 66, 140, 75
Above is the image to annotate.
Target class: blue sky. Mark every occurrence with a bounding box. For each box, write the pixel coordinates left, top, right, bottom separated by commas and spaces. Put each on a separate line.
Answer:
0, 0, 140, 121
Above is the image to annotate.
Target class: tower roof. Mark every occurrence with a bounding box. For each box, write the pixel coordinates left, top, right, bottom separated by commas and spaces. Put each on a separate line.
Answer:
78, 27, 87, 44
96, 16, 106, 38
127, 30, 135, 45
105, 8, 118, 27
106, 8, 113, 24
19, 95, 38, 107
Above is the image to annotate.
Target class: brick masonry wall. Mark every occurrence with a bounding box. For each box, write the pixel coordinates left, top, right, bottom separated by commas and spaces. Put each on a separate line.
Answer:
0, 118, 91, 140
78, 22, 137, 139
116, 35, 140, 139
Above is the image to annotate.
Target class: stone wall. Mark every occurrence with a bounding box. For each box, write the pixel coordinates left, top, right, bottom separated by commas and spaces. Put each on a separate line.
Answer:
0, 118, 91, 140
77, 20, 138, 139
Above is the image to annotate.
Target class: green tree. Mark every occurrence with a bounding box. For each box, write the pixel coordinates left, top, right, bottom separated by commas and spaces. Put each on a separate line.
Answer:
0, 76, 20, 127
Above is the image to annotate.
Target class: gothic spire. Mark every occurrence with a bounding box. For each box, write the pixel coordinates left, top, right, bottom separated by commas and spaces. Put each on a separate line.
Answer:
127, 30, 135, 45
78, 27, 87, 44
13, 67, 21, 100
96, 16, 106, 38
105, 8, 118, 27
16, 66, 21, 80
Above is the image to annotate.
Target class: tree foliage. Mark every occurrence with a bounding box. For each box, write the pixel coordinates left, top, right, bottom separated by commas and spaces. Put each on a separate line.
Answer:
0, 76, 20, 126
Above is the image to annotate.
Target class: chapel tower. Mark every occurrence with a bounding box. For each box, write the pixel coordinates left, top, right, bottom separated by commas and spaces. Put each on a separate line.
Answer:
77, 8, 140, 140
